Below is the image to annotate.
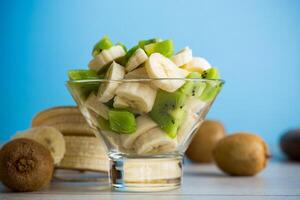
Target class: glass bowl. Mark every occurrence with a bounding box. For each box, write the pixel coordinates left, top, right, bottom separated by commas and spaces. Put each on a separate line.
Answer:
67, 78, 224, 191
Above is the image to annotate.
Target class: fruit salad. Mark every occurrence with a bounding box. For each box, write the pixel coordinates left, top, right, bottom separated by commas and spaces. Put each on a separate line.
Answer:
67, 36, 223, 155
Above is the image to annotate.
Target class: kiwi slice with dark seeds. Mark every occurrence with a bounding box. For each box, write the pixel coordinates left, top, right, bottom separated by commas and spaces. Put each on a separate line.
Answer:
200, 68, 222, 102
180, 72, 206, 97
150, 89, 186, 138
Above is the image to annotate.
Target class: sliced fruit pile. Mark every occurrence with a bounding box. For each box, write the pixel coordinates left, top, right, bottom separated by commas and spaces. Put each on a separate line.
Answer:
30, 106, 109, 172
68, 36, 223, 154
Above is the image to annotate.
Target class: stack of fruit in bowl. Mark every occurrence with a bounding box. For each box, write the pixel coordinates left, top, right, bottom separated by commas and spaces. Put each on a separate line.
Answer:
67, 36, 224, 156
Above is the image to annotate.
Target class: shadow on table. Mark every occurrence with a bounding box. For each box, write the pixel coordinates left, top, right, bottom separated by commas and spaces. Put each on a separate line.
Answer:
184, 171, 227, 178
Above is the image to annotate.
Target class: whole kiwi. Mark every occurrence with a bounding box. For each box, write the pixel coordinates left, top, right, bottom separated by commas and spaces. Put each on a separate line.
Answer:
280, 129, 300, 161
0, 138, 54, 192
213, 133, 269, 176
186, 120, 225, 163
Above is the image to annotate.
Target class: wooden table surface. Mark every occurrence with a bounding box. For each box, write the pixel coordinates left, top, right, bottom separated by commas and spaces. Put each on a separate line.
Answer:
1, 160, 299, 200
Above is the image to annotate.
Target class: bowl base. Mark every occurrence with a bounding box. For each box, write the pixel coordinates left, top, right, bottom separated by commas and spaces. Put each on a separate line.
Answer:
109, 155, 183, 192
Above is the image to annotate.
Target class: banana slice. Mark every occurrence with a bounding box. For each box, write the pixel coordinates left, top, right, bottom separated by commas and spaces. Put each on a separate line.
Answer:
14, 127, 66, 165
101, 130, 122, 150
32, 106, 80, 127
85, 92, 109, 120
177, 110, 199, 144
181, 57, 211, 73
90, 45, 126, 72
177, 97, 207, 143
185, 97, 207, 114
49, 122, 95, 136
125, 48, 148, 72
177, 68, 190, 77
123, 158, 182, 183
145, 53, 185, 92
124, 66, 149, 79
57, 156, 109, 172
97, 61, 125, 102
115, 82, 157, 113
113, 96, 130, 108
88, 58, 102, 71
113, 96, 142, 114
134, 127, 177, 154
171, 47, 193, 67
63, 136, 107, 158
32, 114, 86, 127
121, 115, 157, 149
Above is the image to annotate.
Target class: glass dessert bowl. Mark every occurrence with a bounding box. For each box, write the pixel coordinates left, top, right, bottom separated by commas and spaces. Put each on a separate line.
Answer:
66, 35, 224, 191
67, 77, 224, 191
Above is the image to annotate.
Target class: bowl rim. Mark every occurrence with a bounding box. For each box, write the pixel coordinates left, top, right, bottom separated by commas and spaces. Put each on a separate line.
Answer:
67, 78, 225, 84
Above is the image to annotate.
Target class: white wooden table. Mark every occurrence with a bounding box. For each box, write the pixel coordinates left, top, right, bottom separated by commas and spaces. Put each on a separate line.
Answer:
1, 160, 299, 200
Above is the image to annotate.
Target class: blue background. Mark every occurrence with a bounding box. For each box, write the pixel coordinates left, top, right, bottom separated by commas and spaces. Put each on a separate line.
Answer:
1, 0, 300, 157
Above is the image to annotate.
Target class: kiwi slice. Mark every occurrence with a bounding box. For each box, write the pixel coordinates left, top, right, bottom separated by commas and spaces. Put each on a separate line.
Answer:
98, 116, 110, 130
123, 45, 139, 65
199, 82, 222, 102
150, 89, 186, 138
144, 39, 174, 57
138, 38, 161, 49
200, 68, 222, 102
121, 38, 162, 65
68, 70, 103, 80
92, 35, 114, 57
202, 68, 220, 79
68, 81, 100, 102
108, 110, 136, 134
180, 72, 206, 97
116, 42, 127, 52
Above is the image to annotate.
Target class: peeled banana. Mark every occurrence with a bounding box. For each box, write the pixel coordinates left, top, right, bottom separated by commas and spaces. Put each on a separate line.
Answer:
121, 115, 158, 149
177, 68, 191, 77
63, 136, 107, 158
171, 47, 193, 67
32, 106, 81, 127
177, 97, 207, 143
124, 66, 149, 79
90, 45, 126, 72
145, 53, 185, 92
125, 48, 148, 72
113, 96, 130, 108
134, 127, 177, 154
14, 127, 66, 165
123, 158, 182, 183
185, 97, 207, 114
181, 57, 211, 73
177, 110, 199, 144
57, 136, 109, 172
85, 92, 109, 120
97, 61, 125, 102
115, 82, 157, 113
58, 156, 108, 172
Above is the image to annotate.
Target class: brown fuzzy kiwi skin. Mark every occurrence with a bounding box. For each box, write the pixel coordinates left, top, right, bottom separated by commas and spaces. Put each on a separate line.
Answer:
186, 120, 225, 163
0, 138, 54, 192
212, 133, 269, 176
280, 129, 300, 161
